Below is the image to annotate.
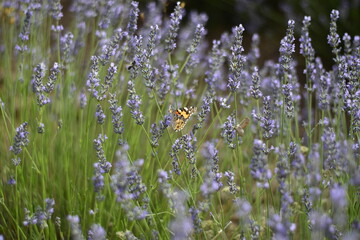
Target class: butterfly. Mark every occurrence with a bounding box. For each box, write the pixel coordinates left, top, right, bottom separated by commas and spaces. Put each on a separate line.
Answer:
169, 105, 197, 132
235, 117, 250, 137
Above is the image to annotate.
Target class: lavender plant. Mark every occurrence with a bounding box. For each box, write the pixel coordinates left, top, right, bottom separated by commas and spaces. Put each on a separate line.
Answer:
0, 1, 359, 239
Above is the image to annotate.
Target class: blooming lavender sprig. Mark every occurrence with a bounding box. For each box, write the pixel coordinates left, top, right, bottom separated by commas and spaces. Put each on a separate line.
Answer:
169, 191, 193, 240
32, 63, 51, 107
157, 63, 171, 104
288, 142, 305, 178
224, 171, 239, 194
111, 151, 147, 220
228, 24, 246, 92
23, 198, 55, 228
189, 207, 202, 234
92, 134, 111, 199
183, 134, 197, 165
88, 224, 106, 240
327, 10, 341, 60
169, 135, 187, 175
95, 104, 106, 125
260, 96, 276, 139
45, 62, 60, 93
318, 72, 331, 110
109, 93, 124, 136
200, 141, 222, 197
86, 56, 100, 99
192, 92, 212, 133
299, 16, 315, 62
10, 122, 29, 155
50, 0, 63, 21
60, 32, 73, 64
250, 66, 262, 99
126, 1, 139, 36
93, 134, 111, 173
221, 112, 237, 149
165, 2, 184, 52
67, 215, 84, 240
204, 40, 224, 95
282, 82, 295, 118
158, 170, 174, 207
268, 212, 296, 240
100, 28, 125, 65
249, 139, 272, 188
150, 114, 171, 147
16, 10, 32, 53
99, 62, 117, 99
187, 24, 205, 54
127, 80, 145, 125
279, 19, 295, 77
321, 127, 337, 170
145, 25, 159, 59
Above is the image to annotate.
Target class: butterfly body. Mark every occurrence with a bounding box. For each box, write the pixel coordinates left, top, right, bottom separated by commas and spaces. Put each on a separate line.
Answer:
169, 106, 197, 132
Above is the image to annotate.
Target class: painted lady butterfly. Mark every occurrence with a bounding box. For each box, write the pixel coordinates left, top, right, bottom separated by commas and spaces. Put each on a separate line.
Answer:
169, 105, 197, 132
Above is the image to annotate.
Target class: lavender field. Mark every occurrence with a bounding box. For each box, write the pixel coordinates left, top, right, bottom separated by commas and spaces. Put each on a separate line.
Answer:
0, 0, 359, 239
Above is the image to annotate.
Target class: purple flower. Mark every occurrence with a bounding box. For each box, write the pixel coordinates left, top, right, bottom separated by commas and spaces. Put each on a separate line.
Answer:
189, 207, 202, 233
67, 215, 84, 240
250, 66, 262, 99
224, 171, 238, 194
249, 139, 272, 188
60, 32, 73, 63
268, 213, 296, 240
95, 104, 106, 125
10, 122, 29, 155
127, 80, 145, 125
327, 10, 341, 58
228, 24, 246, 92
165, 2, 184, 52
111, 150, 147, 220
321, 127, 337, 170
279, 19, 295, 75
45, 62, 60, 93
88, 224, 106, 240
109, 93, 124, 136
170, 136, 185, 175
32, 63, 51, 107
126, 1, 139, 36
169, 190, 193, 240
299, 16, 315, 62
288, 142, 305, 178
150, 114, 171, 147
221, 112, 237, 149
86, 56, 100, 99
7, 176, 16, 185
23, 198, 55, 228
187, 24, 205, 54
204, 40, 225, 95
37, 122, 45, 134
100, 28, 125, 65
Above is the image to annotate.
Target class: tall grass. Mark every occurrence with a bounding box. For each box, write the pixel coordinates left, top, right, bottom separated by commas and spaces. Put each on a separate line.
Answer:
0, 1, 359, 239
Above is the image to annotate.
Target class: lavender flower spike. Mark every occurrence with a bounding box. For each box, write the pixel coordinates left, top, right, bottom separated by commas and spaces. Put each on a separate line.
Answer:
10, 122, 29, 155
127, 80, 145, 125
165, 2, 184, 52
228, 24, 246, 92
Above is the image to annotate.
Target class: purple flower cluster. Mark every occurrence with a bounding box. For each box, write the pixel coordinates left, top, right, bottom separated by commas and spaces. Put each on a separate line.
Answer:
111, 150, 147, 220
9, 122, 29, 156
249, 139, 272, 188
150, 114, 171, 147
23, 198, 55, 228
165, 2, 184, 52
126, 80, 145, 125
